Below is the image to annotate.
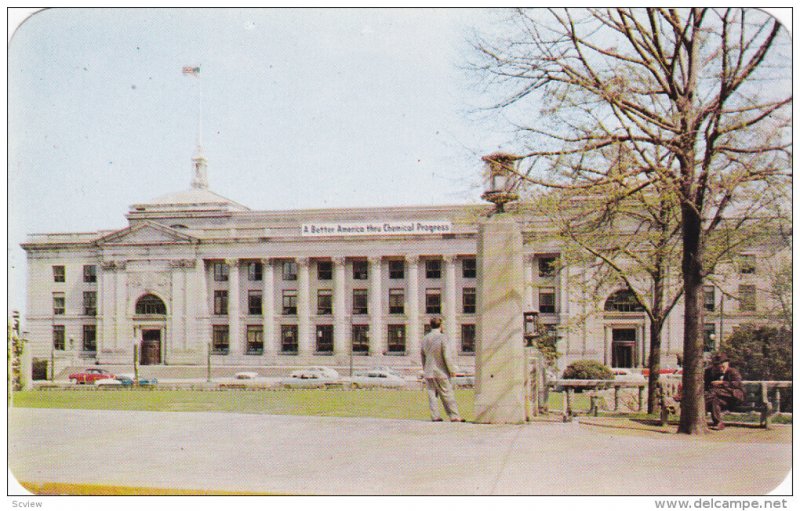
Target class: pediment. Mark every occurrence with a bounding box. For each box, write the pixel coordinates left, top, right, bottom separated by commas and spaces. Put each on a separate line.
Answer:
96, 222, 197, 246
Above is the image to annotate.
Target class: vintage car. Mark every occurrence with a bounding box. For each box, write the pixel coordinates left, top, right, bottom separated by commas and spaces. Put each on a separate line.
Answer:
347, 370, 406, 388
68, 368, 115, 385
288, 366, 340, 380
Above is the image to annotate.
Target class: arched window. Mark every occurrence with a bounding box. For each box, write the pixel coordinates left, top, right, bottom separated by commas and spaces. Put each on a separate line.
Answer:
604, 290, 645, 312
136, 294, 167, 315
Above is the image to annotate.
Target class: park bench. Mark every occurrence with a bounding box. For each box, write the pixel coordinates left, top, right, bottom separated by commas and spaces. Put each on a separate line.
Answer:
658, 380, 791, 429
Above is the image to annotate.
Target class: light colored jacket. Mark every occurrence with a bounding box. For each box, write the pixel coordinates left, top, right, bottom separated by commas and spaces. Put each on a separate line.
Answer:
420, 329, 458, 379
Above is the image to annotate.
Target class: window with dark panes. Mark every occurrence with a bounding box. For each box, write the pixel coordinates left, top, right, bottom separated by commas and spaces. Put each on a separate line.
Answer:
353, 260, 368, 280
462, 258, 476, 278
214, 290, 228, 315
425, 259, 441, 279
387, 324, 406, 353
282, 290, 298, 315
213, 262, 229, 282
317, 260, 333, 280
425, 289, 441, 314
282, 261, 298, 281
248, 291, 263, 315
538, 257, 556, 277
462, 287, 476, 314
53, 293, 65, 315
281, 325, 298, 353
352, 289, 368, 315
739, 284, 756, 311
136, 294, 167, 315
704, 286, 715, 312
82, 325, 97, 351
53, 265, 65, 283
247, 262, 263, 281
83, 265, 97, 283
212, 325, 229, 354
246, 325, 263, 355
739, 254, 756, 274
53, 325, 65, 350
389, 289, 404, 314
389, 260, 405, 279
317, 289, 333, 315
461, 324, 476, 353
316, 325, 334, 353
352, 325, 369, 354
83, 291, 97, 316
539, 287, 556, 313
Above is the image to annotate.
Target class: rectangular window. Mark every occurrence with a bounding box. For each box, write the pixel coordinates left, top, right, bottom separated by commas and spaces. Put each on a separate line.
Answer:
282, 290, 298, 315
247, 262, 263, 281
461, 324, 476, 354
317, 261, 333, 280
425, 259, 441, 279
248, 291, 263, 315
389, 260, 405, 279
352, 325, 369, 354
740, 254, 756, 274
389, 289, 404, 314
387, 324, 406, 353
462, 287, 476, 314
317, 289, 333, 315
352, 289, 368, 315
739, 284, 756, 311
53, 293, 65, 315
83, 291, 97, 316
53, 265, 65, 283
82, 325, 97, 352
539, 287, 556, 314
425, 288, 441, 314
83, 265, 97, 283
53, 325, 65, 350
213, 262, 229, 282
246, 325, 264, 355
214, 290, 228, 315
539, 257, 556, 277
704, 286, 715, 312
282, 261, 298, 281
353, 260, 368, 280
703, 324, 716, 353
316, 325, 334, 353
462, 258, 476, 279
212, 325, 229, 354
281, 325, 298, 353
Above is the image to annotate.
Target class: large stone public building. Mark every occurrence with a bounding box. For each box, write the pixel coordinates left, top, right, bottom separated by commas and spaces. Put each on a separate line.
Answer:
22, 148, 778, 375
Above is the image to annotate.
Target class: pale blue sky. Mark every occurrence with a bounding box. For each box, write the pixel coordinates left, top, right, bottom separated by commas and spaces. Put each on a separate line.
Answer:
8, 8, 513, 317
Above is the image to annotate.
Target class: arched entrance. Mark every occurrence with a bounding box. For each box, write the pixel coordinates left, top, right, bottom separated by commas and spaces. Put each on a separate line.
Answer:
134, 294, 167, 365
604, 290, 646, 368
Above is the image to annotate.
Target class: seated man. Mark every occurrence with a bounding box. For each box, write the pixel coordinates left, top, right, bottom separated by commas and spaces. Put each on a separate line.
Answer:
704, 353, 744, 430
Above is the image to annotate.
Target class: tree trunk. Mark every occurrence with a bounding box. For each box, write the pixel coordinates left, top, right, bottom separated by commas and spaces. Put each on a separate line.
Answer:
646, 319, 663, 414
678, 201, 708, 434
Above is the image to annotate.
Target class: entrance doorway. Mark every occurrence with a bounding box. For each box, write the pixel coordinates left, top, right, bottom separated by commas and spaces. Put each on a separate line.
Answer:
141, 329, 161, 365
612, 328, 636, 368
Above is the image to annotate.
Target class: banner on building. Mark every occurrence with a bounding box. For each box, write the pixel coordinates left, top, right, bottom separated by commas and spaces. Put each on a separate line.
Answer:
301, 221, 452, 237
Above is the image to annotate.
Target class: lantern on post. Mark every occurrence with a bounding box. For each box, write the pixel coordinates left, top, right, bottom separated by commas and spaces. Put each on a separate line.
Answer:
481, 152, 521, 213
523, 310, 543, 347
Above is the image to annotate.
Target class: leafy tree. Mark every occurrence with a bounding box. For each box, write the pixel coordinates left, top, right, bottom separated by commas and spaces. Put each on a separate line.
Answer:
471, 8, 791, 434
724, 325, 791, 381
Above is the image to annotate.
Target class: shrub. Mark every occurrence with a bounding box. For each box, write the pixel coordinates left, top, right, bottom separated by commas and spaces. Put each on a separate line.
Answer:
562, 360, 613, 380
724, 324, 792, 381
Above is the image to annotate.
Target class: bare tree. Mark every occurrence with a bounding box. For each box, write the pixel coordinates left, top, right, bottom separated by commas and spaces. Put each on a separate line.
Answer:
472, 8, 791, 434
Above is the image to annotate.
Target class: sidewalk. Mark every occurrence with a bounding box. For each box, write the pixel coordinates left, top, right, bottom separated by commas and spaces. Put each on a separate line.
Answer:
8, 408, 791, 495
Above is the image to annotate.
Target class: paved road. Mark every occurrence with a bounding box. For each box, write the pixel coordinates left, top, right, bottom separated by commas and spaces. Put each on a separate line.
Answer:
8, 408, 791, 495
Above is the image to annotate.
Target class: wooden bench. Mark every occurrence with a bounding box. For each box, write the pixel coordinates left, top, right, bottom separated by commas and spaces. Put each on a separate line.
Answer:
658, 380, 791, 429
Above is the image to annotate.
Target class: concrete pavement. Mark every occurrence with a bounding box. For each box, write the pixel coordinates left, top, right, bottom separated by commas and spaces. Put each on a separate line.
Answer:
8, 408, 791, 495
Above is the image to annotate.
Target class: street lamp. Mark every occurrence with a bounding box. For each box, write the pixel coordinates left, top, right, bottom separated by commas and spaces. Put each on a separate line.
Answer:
481, 152, 521, 213
523, 310, 543, 347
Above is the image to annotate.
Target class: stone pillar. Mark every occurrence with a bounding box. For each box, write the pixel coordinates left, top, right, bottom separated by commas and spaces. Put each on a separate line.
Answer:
524, 254, 535, 310
262, 259, 275, 356
475, 214, 526, 424
333, 257, 348, 357
406, 255, 421, 361
558, 257, 568, 319
443, 255, 458, 341
297, 257, 312, 356
195, 259, 209, 350
115, 263, 128, 352
226, 259, 241, 356
99, 261, 116, 354
368, 256, 383, 355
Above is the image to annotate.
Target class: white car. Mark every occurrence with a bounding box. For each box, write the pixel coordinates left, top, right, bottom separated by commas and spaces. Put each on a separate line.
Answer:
281, 372, 335, 388
348, 370, 406, 388
368, 366, 403, 378
289, 366, 339, 380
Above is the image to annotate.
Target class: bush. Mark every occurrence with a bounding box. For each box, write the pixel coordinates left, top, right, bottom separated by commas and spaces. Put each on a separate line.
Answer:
724, 324, 792, 381
562, 360, 613, 380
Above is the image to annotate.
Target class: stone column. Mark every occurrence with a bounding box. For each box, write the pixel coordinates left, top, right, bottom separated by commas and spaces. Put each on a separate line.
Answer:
262, 259, 275, 356
558, 258, 568, 319
195, 259, 209, 351
297, 257, 312, 356
406, 255, 420, 361
475, 214, 526, 424
226, 259, 241, 356
443, 255, 458, 341
524, 254, 535, 310
333, 257, 348, 357
99, 261, 116, 354
115, 263, 128, 352
368, 256, 383, 355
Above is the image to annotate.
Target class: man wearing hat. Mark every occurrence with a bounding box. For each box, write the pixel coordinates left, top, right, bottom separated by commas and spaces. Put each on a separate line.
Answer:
704, 352, 745, 430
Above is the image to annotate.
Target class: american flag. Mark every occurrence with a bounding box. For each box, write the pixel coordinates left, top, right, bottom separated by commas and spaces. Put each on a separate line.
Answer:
182, 66, 200, 77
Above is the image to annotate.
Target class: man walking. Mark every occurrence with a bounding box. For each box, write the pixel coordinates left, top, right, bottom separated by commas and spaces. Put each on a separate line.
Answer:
420, 317, 464, 422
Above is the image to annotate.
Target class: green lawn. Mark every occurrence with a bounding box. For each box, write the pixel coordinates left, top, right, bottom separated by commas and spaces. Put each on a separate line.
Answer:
10, 388, 592, 421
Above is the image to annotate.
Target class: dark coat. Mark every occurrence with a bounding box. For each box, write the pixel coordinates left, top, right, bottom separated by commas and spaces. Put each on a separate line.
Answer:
704, 365, 745, 402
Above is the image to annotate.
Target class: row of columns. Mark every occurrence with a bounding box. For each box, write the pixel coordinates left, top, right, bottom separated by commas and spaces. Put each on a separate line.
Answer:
203, 255, 465, 358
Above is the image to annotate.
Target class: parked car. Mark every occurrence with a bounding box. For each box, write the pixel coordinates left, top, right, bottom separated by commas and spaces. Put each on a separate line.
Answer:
641, 367, 678, 377
280, 373, 334, 388
69, 368, 115, 385
368, 366, 404, 378
348, 370, 406, 388
289, 366, 339, 380
116, 374, 159, 387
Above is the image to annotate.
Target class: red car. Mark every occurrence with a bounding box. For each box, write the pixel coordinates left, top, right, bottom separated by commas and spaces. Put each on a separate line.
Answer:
69, 368, 115, 384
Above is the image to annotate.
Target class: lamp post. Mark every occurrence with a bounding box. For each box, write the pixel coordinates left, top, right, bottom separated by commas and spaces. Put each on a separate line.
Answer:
481, 152, 521, 214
